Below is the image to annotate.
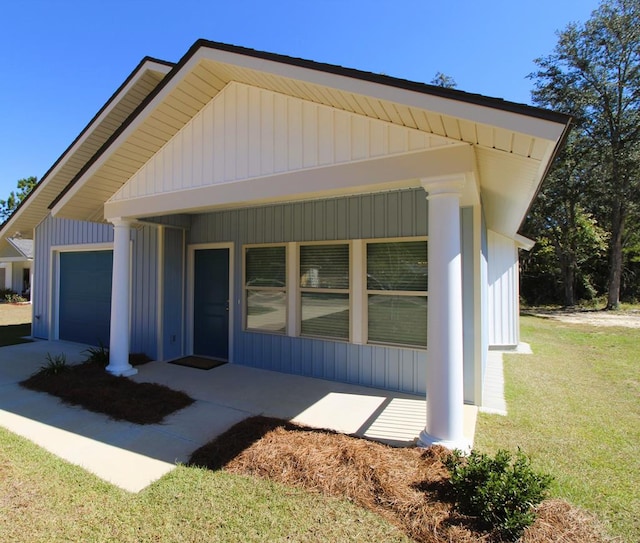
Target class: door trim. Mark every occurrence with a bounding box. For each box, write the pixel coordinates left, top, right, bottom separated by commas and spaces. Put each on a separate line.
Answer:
186, 242, 234, 362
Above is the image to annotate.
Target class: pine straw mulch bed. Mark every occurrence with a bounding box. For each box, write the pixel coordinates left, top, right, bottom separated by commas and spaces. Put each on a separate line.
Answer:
189, 416, 612, 543
20, 361, 194, 424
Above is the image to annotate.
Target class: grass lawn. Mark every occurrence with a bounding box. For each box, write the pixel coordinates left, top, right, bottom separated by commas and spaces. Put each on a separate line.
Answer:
0, 427, 411, 543
475, 315, 639, 542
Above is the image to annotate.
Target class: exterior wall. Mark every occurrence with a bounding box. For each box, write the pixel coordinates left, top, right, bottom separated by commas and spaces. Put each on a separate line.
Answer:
162, 227, 185, 360
487, 230, 520, 347
187, 188, 475, 398
33, 215, 159, 358
461, 207, 475, 403
110, 82, 453, 204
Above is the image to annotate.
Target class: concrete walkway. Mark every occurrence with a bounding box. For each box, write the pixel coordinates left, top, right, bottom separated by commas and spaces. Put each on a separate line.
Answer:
0, 340, 477, 492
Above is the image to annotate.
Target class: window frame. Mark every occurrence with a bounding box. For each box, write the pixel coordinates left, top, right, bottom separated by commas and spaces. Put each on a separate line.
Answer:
298, 240, 351, 341
243, 243, 288, 335
364, 236, 428, 349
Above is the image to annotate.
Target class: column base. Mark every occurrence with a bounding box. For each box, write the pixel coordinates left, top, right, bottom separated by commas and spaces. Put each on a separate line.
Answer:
105, 364, 138, 377
417, 429, 472, 452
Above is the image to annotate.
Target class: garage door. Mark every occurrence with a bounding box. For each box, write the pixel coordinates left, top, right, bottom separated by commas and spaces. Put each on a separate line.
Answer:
59, 250, 113, 346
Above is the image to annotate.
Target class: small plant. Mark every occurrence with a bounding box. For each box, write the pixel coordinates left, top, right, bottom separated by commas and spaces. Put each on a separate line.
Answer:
444, 448, 552, 541
83, 341, 109, 366
39, 353, 68, 375
4, 293, 27, 303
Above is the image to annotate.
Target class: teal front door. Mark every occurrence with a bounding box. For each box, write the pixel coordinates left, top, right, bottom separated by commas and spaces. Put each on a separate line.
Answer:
193, 248, 230, 360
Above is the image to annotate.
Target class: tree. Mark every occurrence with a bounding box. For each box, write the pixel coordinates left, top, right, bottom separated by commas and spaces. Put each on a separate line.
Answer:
0, 176, 37, 222
530, 0, 640, 308
430, 72, 457, 89
522, 133, 608, 306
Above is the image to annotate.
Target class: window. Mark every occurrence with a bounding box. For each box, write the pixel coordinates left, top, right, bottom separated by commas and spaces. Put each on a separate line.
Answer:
366, 240, 428, 347
299, 243, 350, 339
244, 245, 286, 333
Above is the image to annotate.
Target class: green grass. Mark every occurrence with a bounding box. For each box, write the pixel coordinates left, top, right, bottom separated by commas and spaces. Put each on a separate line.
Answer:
0, 323, 31, 346
0, 427, 410, 542
475, 315, 640, 542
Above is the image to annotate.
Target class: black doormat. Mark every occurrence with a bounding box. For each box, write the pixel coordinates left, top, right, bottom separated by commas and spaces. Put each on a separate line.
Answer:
169, 356, 227, 370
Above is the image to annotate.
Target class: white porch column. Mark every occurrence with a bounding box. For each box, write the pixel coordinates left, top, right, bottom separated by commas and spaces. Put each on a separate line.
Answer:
418, 176, 469, 450
106, 218, 137, 376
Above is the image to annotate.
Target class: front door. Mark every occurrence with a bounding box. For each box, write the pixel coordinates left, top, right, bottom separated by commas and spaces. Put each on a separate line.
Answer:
193, 248, 230, 360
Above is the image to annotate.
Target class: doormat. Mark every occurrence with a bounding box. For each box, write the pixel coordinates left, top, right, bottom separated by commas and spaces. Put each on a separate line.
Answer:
169, 356, 227, 370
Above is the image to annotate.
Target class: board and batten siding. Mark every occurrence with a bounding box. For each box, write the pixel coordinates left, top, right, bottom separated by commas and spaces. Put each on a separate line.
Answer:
487, 230, 520, 348
33, 215, 159, 358
109, 82, 455, 204
188, 188, 474, 398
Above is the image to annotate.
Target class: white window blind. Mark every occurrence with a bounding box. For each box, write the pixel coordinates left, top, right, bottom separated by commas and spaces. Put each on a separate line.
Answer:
300, 244, 350, 339
366, 241, 428, 347
245, 246, 286, 332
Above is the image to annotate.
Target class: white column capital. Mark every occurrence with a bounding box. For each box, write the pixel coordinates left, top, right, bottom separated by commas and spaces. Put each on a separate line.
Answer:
109, 217, 133, 228
420, 174, 466, 198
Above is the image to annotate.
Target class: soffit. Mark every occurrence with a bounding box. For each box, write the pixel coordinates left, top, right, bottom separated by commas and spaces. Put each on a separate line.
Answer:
0, 62, 171, 241
51, 44, 570, 236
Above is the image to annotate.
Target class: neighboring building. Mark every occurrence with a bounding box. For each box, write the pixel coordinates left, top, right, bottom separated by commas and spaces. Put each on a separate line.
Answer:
0, 237, 33, 299
0, 41, 570, 449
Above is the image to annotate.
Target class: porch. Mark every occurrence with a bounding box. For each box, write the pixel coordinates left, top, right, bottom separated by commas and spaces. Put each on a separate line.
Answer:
0, 340, 477, 492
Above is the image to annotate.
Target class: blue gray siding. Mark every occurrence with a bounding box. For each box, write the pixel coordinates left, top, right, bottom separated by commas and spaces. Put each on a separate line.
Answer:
189, 189, 433, 396
33, 216, 114, 340
33, 215, 159, 359
162, 227, 185, 360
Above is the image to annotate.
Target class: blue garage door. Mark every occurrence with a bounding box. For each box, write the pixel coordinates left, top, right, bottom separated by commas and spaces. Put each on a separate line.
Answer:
59, 250, 113, 346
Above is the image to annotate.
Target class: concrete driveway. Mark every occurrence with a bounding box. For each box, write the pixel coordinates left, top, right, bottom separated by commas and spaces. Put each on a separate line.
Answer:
0, 339, 477, 492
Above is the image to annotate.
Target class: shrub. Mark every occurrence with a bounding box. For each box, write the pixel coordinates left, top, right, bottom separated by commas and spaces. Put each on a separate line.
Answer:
39, 353, 68, 375
83, 342, 109, 366
4, 293, 27, 303
444, 448, 552, 541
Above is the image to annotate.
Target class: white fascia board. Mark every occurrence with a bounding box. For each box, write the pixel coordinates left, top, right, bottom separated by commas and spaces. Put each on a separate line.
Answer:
51, 55, 204, 218
197, 47, 567, 142
4, 59, 172, 235
514, 234, 535, 251
104, 145, 475, 220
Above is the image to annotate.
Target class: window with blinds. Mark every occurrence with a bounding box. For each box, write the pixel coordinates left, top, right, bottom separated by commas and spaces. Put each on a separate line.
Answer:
299, 243, 350, 339
366, 240, 428, 347
245, 245, 286, 333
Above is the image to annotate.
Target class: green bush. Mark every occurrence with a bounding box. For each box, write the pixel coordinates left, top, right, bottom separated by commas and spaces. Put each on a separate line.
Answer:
39, 353, 68, 376
83, 341, 109, 366
444, 448, 552, 541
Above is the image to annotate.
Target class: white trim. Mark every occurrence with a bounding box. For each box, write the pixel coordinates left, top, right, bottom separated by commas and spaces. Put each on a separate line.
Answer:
102, 145, 475, 220
364, 237, 429, 350
350, 240, 366, 345
50, 242, 114, 341
186, 242, 234, 362
286, 242, 299, 337
156, 225, 165, 361
298, 241, 351, 342
473, 204, 484, 406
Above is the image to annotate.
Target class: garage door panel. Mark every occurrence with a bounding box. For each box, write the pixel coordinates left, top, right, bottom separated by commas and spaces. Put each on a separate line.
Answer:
59, 251, 113, 345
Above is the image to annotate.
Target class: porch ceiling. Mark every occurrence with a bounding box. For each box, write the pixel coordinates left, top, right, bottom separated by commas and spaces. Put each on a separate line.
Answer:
49, 41, 570, 238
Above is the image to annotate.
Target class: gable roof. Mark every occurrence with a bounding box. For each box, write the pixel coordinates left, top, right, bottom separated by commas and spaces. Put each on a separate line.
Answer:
7, 237, 34, 259
3, 40, 571, 241
0, 56, 173, 247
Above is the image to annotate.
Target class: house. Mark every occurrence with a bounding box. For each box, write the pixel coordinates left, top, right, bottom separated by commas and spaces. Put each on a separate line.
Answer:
0, 236, 33, 299
0, 40, 570, 450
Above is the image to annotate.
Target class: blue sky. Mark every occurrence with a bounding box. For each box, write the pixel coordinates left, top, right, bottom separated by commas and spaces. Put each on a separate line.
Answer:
0, 0, 600, 199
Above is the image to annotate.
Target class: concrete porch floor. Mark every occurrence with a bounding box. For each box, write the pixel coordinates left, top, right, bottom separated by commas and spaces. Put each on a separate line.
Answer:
0, 340, 477, 492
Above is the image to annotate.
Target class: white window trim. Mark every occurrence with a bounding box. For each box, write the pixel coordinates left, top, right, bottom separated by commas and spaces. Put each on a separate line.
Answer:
186, 242, 235, 361
242, 243, 288, 335
364, 236, 429, 350
239, 236, 428, 350
298, 240, 351, 342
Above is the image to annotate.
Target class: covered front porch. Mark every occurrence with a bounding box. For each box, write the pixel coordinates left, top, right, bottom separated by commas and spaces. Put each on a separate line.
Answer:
0, 339, 478, 492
